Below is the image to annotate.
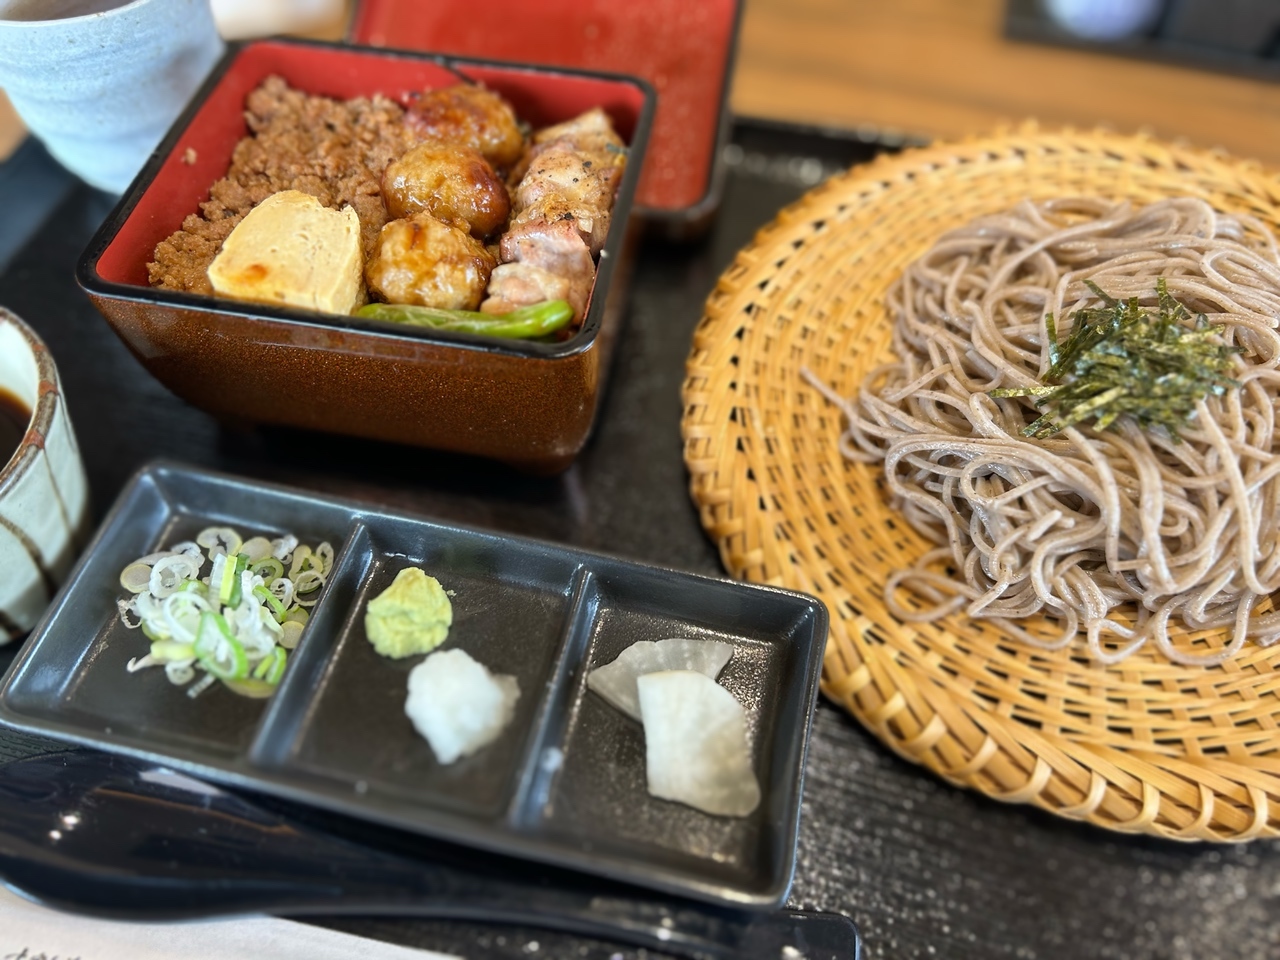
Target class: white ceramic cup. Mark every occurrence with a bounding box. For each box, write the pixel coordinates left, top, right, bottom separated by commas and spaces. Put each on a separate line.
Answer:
0, 308, 90, 643
0, 0, 224, 193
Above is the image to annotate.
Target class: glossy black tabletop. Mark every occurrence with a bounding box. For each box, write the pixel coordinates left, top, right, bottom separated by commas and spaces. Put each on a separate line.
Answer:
1, 120, 1278, 960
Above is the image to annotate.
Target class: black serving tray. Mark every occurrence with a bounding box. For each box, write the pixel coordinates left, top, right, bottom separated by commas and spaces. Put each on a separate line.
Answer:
6, 117, 1280, 960
0, 462, 827, 909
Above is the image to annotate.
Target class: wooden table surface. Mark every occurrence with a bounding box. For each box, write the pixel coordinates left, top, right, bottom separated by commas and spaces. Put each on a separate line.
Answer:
734, 0, 1280, 164
4, 0, 1280, 166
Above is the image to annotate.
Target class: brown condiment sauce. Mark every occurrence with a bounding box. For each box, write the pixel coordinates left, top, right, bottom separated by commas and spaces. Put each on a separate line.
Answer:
0, 387, 31, 468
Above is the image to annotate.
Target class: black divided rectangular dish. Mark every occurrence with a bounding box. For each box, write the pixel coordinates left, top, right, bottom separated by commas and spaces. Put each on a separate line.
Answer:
0, 463, 828, 907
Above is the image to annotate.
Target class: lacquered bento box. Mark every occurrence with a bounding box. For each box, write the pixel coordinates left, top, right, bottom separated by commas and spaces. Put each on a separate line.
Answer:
76, 38, 654, 473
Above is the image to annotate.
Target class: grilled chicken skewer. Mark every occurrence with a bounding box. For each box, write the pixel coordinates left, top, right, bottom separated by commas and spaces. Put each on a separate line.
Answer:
481, 108, 626, 323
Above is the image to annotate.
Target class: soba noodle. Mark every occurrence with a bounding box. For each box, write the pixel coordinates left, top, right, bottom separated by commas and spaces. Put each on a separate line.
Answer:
805, 197, 1280, 666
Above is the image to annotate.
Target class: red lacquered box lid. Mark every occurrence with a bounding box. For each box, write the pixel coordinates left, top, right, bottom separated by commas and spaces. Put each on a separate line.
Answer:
349, 0, 741, 219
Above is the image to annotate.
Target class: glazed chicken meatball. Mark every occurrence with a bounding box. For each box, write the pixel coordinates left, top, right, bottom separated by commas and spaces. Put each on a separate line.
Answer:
366, 213, 497, 310
406, 84, 526, 173
382, 142, 510, 240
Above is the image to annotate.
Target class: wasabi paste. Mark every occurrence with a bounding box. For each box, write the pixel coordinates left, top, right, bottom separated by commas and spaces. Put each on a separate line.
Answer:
365, 566, 452, 659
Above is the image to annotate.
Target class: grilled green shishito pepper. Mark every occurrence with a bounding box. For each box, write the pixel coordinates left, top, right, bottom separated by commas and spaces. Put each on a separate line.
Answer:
356, 299, 574, 339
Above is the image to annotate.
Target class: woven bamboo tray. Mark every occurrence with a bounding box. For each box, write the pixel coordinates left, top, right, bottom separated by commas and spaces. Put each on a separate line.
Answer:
681, 126, 1280, 841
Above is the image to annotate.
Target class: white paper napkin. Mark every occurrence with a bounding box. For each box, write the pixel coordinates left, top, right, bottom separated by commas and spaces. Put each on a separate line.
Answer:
0, 886, 462, 960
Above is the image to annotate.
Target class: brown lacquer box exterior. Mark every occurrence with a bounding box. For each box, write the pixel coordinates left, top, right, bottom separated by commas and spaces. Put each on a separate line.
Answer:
77, 39, 653, 473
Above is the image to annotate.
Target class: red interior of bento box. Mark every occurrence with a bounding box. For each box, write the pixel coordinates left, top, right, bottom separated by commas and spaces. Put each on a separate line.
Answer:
95, 40, 648, 288
350, 0, 739, 214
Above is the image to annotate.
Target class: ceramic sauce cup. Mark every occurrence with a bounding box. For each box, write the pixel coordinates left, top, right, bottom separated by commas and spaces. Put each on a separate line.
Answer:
0, 308, 90, 642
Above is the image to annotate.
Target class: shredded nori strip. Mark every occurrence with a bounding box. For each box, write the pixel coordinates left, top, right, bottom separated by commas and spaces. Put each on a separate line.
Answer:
991, 279, 1242, 440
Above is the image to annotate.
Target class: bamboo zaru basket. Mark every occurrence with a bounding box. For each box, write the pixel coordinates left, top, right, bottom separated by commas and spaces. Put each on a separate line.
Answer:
681, 126, 1280, 840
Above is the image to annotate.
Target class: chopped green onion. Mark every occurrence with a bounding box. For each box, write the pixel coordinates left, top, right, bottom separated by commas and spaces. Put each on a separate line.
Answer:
150, 640, 196, 662
252, 647, 288, 685
239, 536, 273, 563
217, 556, 238, 604
195, 611, 248, 681
141, 620, 169, 643
126, 654, 159, 673
288, 545, 312, 578
252, 652, 273, 680
294, 570, 324, 595
296, 553, 324, 576
197, 526, 242, 557
264, 647, 287, 685
250, 557, 284, 581
119, 525, 327, 701
280, 618, 305, 650
222, 678, 276, 699
253, 584, 288, 622
228, 554, 250, 607
193, 609, 229, 655
120, 562, 152, 593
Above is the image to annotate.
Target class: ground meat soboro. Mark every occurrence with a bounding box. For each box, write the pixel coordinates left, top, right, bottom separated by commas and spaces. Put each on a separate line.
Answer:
148, 76, 418, 296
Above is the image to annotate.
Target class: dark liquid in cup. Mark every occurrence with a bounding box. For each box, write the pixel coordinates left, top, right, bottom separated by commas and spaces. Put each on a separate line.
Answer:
0, 0, 129, 22
0, 387, 30, 466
